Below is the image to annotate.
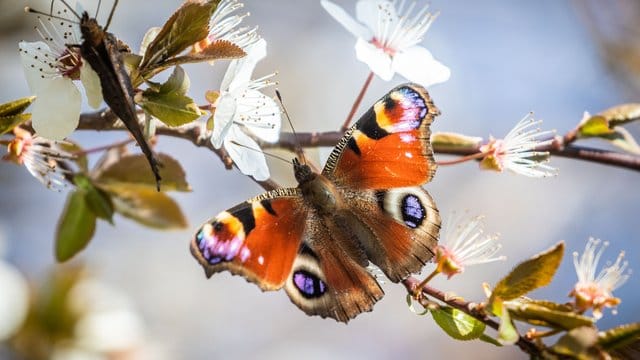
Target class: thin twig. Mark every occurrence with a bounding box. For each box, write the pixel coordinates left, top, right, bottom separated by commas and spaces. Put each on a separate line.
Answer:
341, 72, 374, 131
402, 277, 542, 357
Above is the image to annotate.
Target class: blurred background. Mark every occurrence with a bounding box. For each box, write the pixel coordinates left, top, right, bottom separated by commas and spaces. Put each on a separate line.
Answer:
1, 0, 639, 358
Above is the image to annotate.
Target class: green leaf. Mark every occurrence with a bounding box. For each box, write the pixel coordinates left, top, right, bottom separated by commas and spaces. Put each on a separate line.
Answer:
95, 153, 190, 192
431, 307, 486, 341
74, 175, 114, 223
506, 299, 594, 330
139, 0, 218, 72
102, 183, 188, 229
552, 326, 599, 360
55, 191, 97, 262
0, 114, 31, 135
161, 39, 245, 67
479, 334, 503, 347
489, 242, 564, 307
601, 127, 640, 155
579, 115, 613, 137
599, 103, 640, 127
431, 132, 482, 152
497, 305, 519, 345
599, 322, 640, 351
139, 66, 202, 126
0, 96, 35, 117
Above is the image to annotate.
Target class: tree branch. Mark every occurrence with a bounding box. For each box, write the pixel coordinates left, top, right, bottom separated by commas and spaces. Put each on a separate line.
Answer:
402, 277, 542, 357
76, 110, 640, 179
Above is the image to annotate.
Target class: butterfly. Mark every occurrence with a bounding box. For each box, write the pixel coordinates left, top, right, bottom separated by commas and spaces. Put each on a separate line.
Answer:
190, 83, 441, 322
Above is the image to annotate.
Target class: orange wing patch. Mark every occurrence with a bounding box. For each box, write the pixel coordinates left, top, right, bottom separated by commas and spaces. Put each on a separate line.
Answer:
324, 83, 439, 189
191, 190, 307, 291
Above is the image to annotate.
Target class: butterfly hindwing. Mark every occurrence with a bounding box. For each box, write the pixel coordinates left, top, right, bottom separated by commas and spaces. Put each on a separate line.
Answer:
323, 83, 439, 189
284, 211, 384, 323
345, 187, 441, 282
190, 188, 307, 291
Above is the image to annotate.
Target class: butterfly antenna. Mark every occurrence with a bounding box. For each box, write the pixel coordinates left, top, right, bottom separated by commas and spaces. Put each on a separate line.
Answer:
229, 140, 293, 165
95, 0, 102, 19
25, 3, 80, 24
104, 0, 118, 30
57, 0, 82, 20
275, 89, 306, 165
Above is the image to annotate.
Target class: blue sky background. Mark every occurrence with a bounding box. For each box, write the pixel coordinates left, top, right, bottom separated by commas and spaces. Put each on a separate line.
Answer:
1, 1, 638, 358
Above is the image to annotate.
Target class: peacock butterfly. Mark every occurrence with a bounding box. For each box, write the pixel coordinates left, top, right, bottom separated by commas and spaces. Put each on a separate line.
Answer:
190, 83, 441, 322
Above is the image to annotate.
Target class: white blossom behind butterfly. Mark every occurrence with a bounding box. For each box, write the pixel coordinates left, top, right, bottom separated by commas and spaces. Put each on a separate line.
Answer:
19, 1, 103, 140
321, 0, 450, 87
210, 39, 281, 181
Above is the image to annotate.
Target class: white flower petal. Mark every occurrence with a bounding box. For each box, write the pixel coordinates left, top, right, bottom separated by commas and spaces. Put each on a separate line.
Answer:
221, 38, 267, 91
224, 127, 270, 181
80, 63, 103, 109
32, 77, 82, 140
321, 0, 371, 40
355, 38, 393, 80
19, 41, 53, 93
356, 0, 398, 36
233, 89, 281, 143
211, 93, 237, 149
392, 46, 450, 87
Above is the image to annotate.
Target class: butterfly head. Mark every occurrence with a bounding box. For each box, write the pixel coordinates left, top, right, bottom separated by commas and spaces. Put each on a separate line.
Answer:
293, 157, 316, 185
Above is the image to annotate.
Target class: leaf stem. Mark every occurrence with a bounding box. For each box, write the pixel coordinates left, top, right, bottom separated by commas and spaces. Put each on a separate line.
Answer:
73, 138, 135, 156
437, 151, 488, 166
341, 71, 374, 131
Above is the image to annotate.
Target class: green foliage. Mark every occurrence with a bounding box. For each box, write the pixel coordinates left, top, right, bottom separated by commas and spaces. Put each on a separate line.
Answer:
431, 307, 486, 341
506, 298, 594, 330
431, 132, 482, 152
140, 66, 202, 127
55, 190, 97, 262
0, 96, 35, 135
489, 242, 564, 309
95, 153, 191, 192
74, 175, 115, 224
100, 183, 188, 229
552, 326, 600, 359
578, 106, 640, 154
496, 304, 519, 345
598, 322, 640, 352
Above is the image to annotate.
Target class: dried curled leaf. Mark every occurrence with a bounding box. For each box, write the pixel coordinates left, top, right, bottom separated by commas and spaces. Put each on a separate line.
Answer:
162, 40, 245, 67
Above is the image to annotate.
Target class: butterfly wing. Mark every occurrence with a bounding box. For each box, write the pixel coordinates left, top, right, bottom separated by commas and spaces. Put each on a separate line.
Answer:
190, 188, 307, 291
323, 83, 441, 282
323, 83, 439, 189
284, 210, 384, 323
343, 187, 441, 282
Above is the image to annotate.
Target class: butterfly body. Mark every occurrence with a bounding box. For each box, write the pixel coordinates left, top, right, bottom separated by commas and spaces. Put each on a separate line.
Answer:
191, 84, 441, 322
78, 12, 162, 189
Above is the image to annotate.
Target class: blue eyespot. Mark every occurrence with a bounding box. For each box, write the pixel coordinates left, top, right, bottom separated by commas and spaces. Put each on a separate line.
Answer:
293, 270, 326, 298
401, 194, 425, 229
